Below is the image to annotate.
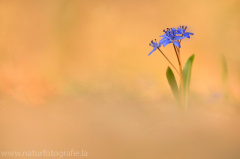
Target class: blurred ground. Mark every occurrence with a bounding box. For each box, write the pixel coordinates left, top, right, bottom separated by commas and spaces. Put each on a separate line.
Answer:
0, 0, 240, 158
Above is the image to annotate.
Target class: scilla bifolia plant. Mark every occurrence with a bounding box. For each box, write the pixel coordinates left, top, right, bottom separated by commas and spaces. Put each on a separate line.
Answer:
148, 26, 194, 112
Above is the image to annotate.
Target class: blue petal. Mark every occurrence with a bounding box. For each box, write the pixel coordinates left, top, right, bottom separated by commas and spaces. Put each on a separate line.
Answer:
160, 34, 167, 37
183, 33, 190, 38
152, 42, 158, 47
183, 32, 193, 38
159, 37, 167, 44
177, 27, 182, 33
175, 31, 181, 34
148, 47, 157, 56
174, 36, 185, 40
173, 41, 181, 48
162, 40, 172, 47
188, 32, 194, 35
157, 42, 162, 47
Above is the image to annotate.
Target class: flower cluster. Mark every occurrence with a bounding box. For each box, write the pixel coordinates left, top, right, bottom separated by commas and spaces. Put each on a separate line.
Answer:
148, 26, 193, 56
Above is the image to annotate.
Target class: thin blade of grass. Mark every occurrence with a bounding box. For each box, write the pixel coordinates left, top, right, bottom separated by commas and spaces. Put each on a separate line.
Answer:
221, 54, 228, 100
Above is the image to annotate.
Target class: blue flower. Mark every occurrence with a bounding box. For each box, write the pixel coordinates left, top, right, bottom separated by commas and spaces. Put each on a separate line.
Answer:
148, 25, 194, 55
176, 26, 194, 38
159, 28, 185, 48
148, 39, 161, 56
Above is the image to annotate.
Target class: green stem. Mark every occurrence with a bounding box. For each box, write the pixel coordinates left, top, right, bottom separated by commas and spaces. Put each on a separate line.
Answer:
173, 44, 185, 108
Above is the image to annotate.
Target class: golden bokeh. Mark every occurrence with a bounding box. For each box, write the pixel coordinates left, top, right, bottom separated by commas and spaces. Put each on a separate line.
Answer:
0, 0, 240, 158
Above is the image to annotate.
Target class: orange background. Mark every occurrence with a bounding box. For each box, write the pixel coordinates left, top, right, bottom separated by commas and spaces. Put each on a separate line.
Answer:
0, 0, 240, 158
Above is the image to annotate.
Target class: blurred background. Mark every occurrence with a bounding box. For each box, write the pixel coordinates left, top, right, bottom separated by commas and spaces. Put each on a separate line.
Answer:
0, 0, 240, 158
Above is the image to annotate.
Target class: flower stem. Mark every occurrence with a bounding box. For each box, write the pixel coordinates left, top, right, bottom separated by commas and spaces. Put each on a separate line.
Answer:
173, 44, 185, 108
157, 48, 180, 76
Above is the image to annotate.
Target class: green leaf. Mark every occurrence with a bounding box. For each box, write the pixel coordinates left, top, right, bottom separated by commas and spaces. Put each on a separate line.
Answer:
166, 67, 181, 104
182, 54, 195, 110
